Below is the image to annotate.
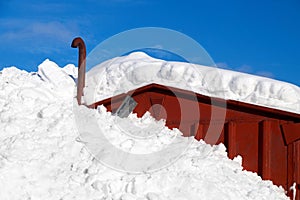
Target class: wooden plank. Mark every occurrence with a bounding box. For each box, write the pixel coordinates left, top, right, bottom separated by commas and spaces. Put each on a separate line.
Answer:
282, 123, 300, 145
194, 124, 204, 141
149, 96, 165, 119
227, 121, 237, 159
294, 141, 300, 200
287, 143, 294, 199
261, 120, 272, 180
295, 141, 300, 183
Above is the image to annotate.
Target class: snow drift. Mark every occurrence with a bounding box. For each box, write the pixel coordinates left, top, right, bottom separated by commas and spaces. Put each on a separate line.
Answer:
0, 53, 298, 199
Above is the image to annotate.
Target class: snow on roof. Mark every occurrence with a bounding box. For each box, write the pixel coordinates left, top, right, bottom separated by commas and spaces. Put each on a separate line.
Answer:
85, 52, 300, 114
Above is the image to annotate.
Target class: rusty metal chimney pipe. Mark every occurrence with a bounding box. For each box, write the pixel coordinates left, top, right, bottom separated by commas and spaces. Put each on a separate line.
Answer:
71, 37, 86, 105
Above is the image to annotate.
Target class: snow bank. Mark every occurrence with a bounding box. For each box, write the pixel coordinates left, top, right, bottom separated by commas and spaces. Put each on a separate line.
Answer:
0, 59, 290, 199
85, 52, 300, 114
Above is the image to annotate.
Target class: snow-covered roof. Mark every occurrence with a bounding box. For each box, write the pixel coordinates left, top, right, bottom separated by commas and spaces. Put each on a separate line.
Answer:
85, 52, 300, 114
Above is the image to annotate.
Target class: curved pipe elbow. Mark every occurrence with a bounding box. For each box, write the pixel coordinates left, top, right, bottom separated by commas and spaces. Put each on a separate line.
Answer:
71, 37, 86, 105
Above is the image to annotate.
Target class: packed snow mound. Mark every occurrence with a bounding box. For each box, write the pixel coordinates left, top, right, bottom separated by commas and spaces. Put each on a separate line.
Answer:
0, 60, 290, 199
85, 52, 300, 114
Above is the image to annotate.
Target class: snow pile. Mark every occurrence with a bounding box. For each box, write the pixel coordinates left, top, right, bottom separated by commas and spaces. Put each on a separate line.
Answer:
85, 52, 300, 114
79, 105, 183, 154
0, 57, 293, 199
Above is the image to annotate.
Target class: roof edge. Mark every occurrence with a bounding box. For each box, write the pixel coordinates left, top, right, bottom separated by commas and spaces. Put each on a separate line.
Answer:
88, 83, 300, 122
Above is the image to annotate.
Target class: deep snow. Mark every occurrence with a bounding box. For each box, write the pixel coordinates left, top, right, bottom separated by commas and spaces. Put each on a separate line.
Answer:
0, 53, 298, 199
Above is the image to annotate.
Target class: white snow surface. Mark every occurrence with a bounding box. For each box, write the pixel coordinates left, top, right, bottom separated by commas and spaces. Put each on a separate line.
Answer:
85, 52, 300, 114
0, 56, 295, 199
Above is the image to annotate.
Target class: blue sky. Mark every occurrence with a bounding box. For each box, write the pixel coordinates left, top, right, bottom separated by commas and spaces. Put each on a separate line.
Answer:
1, 0, 300, 86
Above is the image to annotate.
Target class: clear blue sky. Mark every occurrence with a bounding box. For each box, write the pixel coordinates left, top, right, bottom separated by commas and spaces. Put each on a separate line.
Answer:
1, 0, 300, 86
